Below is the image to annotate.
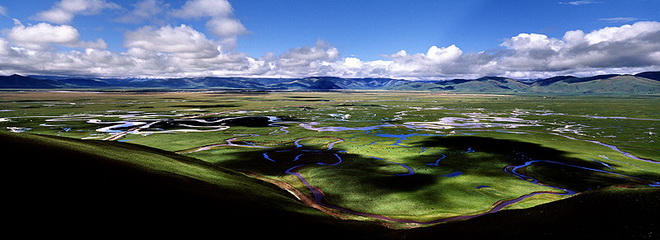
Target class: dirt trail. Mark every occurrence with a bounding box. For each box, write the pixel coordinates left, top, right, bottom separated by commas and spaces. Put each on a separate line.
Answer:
244, 172, 355, 220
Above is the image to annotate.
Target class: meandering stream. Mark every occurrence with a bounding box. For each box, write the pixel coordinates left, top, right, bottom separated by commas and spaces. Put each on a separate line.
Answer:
247, 124, 660, 224
25, 108, 658, 224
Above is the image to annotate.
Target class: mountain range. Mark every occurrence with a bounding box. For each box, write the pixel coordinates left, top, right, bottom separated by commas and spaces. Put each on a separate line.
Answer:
1, 72, 659, 94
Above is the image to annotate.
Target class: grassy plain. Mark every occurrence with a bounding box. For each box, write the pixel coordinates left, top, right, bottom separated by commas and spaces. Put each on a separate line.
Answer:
1, 90, 659, 230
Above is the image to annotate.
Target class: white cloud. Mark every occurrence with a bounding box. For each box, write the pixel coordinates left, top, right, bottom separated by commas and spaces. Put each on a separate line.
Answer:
343, 57, 363, 69
375, 44, 467, 78
171, 0, 248, 50
0, 36, 260, 78
172, 0, 233, 19
425, 45, 463, 64
0, 38, 12, 55
7, 22, 107, 50
205, 17, 248, 37
497, 21, 660, 76
124, 24, 220, 59
35, 8, 72, 24
371, 21, 660, 79
35, 0, 120, 24
583, 21, 660, 45
0, 16, 659, 79
502, 33, 563, 51
274, 39, 340, 76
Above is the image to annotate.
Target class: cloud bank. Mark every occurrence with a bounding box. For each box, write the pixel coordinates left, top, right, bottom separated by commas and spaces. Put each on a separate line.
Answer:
0, 0, 658, 79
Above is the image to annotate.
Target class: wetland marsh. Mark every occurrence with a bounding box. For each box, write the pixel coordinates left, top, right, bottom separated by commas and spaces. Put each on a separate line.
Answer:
1, 90, 658, 229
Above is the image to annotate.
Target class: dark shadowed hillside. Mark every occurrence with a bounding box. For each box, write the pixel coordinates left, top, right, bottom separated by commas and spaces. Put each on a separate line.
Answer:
2, 132, 658, 239
0, 132, 385, 238
0, 74, 61, 88
635, 71, 660, 81
528, 74, 660, 94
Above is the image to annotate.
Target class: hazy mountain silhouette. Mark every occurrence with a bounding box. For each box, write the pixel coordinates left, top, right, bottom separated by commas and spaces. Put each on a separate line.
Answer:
2, 71, 659, 94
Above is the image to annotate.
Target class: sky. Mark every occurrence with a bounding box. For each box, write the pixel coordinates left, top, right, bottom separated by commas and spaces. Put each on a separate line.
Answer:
0, 0, 659, 79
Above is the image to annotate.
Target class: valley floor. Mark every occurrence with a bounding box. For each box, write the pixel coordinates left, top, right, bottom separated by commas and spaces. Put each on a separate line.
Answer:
1, 91, 658, 238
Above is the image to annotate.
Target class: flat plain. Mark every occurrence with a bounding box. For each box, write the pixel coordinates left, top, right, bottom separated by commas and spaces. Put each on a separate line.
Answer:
1, 90, 659, 238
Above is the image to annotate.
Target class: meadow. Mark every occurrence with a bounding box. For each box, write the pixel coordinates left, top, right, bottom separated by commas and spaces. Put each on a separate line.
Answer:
1, 90, 658, 234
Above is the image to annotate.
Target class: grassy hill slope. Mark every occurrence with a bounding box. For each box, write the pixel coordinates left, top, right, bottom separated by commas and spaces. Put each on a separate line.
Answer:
0, 132, 385, 238
393, 187, 660, 239
530, 75, 660, 94
2, 132, 659, 239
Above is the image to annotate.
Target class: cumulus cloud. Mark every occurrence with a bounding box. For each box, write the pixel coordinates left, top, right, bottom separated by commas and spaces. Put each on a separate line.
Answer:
0, 16, 659, 79
124, 24, 220, 59
268, 39, 340, 76
357, 21, 660, 79
205, 17, 247, 38
502, 33, 563, 51
7, 21, 107, 50
35, 0, 120, 24
582, 21, 660, 44
343, 57, 363, 69
171, 0, 248, 50
376, 44, 512, 79
498, 21, 660, 74
172, 0, 233, 19
0, 38, 12, 55
0, 34, 261, 78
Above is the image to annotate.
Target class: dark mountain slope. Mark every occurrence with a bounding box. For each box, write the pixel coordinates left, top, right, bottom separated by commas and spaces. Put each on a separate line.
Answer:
0, 132, 384, 238
393, 187, 660, 240
451, 77, 530, 92
58, 77, 110, 87
635, 71, 660, 81
307, 77, 342, 89
535, 76, 578, 86
2, 72, 659, 94
529, 75, 660, 94
566, 74, 620, 83
2, 132, 659, 239
0, 74, 61, 88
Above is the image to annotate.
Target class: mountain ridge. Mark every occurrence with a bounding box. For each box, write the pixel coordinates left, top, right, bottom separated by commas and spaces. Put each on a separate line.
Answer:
1, 71, 658, 94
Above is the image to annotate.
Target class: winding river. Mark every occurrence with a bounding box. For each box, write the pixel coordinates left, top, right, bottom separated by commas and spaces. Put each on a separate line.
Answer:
87, 112, 659, 224
248, 122, 660, 224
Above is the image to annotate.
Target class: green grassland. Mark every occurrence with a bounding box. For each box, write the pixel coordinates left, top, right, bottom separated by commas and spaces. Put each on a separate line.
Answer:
0, 131, 386, 238
1, 90, 659, 237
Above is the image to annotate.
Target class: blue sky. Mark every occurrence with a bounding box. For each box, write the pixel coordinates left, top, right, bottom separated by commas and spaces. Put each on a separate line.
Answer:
0, 0, 659, 79
232, 0, 659, 60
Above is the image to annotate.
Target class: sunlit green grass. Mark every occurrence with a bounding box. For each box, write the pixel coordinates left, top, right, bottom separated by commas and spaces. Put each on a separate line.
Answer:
1, 90, 658, 226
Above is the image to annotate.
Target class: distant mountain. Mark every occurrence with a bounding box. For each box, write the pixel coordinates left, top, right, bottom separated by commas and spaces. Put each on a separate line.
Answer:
1, 72, 658, 94
534, 76, 578, 86
413, 77, 530, 93
58, 78, 111, 87
635, 71, 660, 81
528, 74, 660, 94
0, 74, 61, 88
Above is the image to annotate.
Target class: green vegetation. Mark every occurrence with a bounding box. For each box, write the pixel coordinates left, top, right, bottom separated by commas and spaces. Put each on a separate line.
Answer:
0, 131, 387, 237
1, 90, 659, 237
